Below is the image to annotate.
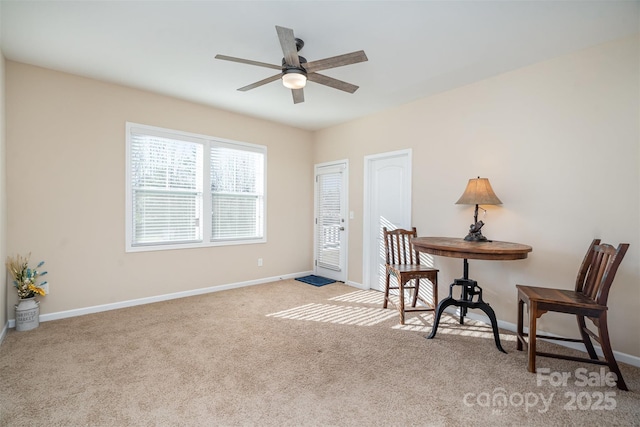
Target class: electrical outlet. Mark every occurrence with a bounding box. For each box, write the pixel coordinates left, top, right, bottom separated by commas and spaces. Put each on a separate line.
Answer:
41, 283, 50, 295
257, 258, 263, 267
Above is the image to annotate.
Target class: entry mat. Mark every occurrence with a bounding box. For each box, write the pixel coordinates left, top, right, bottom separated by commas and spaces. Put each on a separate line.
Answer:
295, 275, 336, 287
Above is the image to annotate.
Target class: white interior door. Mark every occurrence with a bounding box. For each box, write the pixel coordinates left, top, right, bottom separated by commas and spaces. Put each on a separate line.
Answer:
363, 150, 411, 291
314, 161, 348, 282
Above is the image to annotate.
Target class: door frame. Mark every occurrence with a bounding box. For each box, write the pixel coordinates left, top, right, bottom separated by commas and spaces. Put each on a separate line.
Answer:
314, 159, 349, 282
362, 149, 412, 290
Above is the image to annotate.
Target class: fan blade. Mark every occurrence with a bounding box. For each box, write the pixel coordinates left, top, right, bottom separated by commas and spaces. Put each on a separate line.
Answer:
275, 26, 300, 67
238, 74, 282, 91
215, 54, 281, 71
304, 51, 368, 73
292, 88, 304, 104
307, 73, 359, 94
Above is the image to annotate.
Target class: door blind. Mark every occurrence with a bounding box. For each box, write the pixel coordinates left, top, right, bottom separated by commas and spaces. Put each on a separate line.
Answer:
316, 171, 342, 271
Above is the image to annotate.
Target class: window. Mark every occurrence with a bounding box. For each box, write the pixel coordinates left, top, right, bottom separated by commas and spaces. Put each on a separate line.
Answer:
126, 123, 266, 252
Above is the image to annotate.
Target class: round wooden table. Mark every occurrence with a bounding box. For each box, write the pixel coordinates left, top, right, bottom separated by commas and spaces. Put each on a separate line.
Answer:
412, 237, 532, 261
411, 237, 532, 352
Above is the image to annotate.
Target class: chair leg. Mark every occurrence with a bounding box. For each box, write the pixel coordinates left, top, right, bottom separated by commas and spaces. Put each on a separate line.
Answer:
411, 278, 420, 307
577, 315, 598, 360
399, 278, 406, 325
596, 312, 628, 391
517, 297, 524, 351
527, 301, 538, 373
383, 270, 391, 309
431, 274, 438, 309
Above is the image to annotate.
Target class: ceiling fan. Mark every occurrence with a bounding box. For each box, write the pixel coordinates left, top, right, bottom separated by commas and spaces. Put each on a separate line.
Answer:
215, 25, 368, 104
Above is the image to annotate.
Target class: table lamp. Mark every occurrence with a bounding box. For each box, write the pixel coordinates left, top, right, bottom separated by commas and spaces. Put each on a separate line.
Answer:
456, 177, 502, 241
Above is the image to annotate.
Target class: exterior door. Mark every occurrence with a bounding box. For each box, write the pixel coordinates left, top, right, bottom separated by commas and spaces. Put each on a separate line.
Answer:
314, 161, 348, 282
363, 150, 411, 291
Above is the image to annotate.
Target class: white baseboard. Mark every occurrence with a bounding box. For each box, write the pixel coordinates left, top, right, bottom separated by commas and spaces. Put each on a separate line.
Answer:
454, 308, 640, 369
345, 280, 367, 290
7, 271, 312, 328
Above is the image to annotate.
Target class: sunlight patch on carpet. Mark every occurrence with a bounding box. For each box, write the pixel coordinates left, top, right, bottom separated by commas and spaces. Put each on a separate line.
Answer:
328, 290, 385, 305
267, 303, 397, 326
329, 290, 426, 307
391, 313, 516, 341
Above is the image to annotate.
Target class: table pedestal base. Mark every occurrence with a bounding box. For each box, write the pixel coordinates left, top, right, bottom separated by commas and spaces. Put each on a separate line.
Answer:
427, 278, 506, 353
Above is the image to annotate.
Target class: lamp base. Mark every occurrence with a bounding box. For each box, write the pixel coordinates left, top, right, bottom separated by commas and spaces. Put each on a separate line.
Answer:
464, 220, 488, 242
464, 232, 489, 242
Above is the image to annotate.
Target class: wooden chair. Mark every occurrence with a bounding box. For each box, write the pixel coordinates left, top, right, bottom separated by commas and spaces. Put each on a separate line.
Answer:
383, 227, 438, 324
516, 239, 630, 390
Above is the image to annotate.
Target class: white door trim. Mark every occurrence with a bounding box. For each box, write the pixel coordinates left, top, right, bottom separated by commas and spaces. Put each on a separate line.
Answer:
363, 149, 412, 290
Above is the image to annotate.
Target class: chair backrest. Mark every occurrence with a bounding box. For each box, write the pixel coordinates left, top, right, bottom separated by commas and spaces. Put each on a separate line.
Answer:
383, 227, 421, 265
575, 239, 629, 306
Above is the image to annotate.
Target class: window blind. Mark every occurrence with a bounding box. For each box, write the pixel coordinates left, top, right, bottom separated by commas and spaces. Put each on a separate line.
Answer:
126, 123, 266, 251
210, 146, 264, 241
130, 132, 203, 246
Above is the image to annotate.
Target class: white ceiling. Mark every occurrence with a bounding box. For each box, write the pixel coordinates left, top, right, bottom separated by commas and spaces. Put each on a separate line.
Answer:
1, 1, 638, 131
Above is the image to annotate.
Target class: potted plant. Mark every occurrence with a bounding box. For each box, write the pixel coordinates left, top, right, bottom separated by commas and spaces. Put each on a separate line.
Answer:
6, 253, 47, 331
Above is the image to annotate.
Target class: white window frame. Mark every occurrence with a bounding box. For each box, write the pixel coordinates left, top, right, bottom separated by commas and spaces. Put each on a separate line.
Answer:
125, 122, 267, 252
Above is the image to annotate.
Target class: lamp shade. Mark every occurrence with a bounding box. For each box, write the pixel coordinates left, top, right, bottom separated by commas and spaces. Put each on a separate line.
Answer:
455, 177, 502, 206
282, 72, 307, 89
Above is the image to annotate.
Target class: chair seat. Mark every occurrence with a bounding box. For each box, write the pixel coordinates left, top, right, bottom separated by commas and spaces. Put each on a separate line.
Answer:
388, 264, 439, 275
517, 285, 607, 311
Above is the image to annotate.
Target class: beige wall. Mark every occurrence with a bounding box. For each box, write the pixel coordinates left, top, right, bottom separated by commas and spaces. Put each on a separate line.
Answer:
5, 62, 314, 315
314, 35, 640, 357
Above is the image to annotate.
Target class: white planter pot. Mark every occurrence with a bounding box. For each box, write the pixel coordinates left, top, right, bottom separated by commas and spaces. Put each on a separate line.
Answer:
15, 297, 40, 331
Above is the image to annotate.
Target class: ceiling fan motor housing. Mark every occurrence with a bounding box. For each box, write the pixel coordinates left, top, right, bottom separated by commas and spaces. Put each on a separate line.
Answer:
282, 56, 307, 74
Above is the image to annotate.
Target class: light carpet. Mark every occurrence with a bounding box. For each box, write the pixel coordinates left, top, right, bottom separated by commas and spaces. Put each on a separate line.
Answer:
1, 280, 638, 426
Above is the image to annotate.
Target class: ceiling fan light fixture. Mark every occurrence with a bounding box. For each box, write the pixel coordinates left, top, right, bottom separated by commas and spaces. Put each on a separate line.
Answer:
282, 71, 307, 89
